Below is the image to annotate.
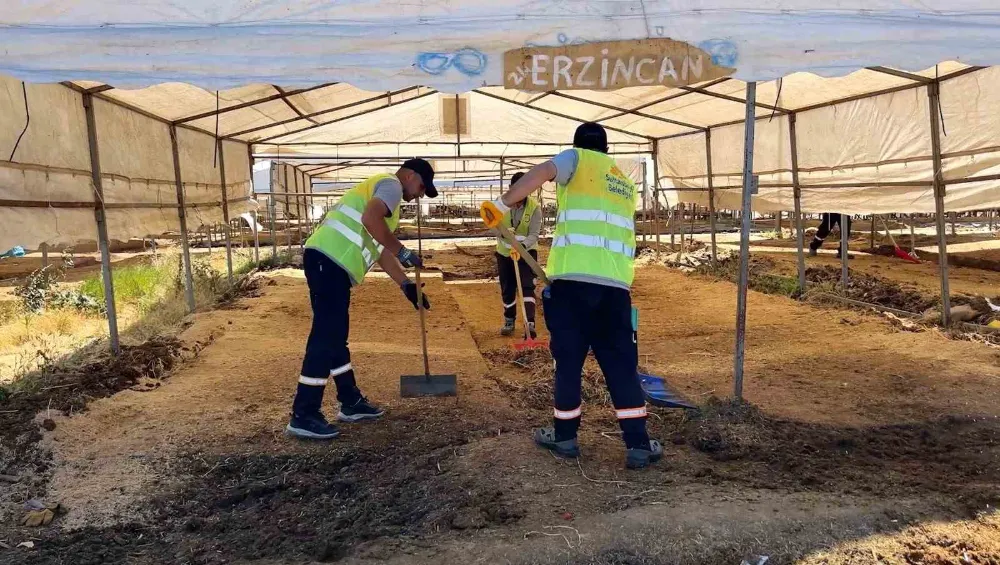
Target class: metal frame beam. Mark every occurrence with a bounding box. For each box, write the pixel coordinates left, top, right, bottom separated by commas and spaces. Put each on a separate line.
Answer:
255, 88, 437, 143
546, 91, 705, 132
596, 78, 732, 123
677, 84, 789, 114
866, 66, 932, 84
174, 83, 338, 124
226, 86, 425, 141
472, 89, 655, 142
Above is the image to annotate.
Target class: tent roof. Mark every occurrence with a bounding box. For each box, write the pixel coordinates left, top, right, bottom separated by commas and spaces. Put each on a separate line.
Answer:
3, 1, 997, 91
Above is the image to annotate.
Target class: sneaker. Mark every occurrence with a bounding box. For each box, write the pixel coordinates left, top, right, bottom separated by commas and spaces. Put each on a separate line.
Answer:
337, 396, 385, 422
533, 426, 580, 458
528, 322, 537, 339
500, 318, 516, 336
625, 439, 664, 470
286, 412, 340, 440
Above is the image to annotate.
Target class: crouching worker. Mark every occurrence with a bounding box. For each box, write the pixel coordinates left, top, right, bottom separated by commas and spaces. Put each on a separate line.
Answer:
481, 123, 662, 469
287, 159, 437, 440
495, 172, 543, 337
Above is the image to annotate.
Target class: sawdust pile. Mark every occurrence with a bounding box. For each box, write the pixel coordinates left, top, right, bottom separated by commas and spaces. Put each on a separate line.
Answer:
483, 348, 612, 410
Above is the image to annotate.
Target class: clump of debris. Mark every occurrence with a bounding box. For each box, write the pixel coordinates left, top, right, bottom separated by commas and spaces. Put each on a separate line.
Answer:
483, 348, 612, 410
677, 396, 769, 461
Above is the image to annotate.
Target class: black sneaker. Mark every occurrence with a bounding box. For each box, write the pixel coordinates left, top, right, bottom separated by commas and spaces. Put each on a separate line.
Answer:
286, 412, 340, 440
528, 322, 537, 339
533, 426, 580, 458
500, 318, 515, 336
338, 396, 385, 422
625, 439, 663, 469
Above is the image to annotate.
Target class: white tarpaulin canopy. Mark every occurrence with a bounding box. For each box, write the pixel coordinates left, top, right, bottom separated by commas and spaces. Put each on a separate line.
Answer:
3, 1, 1000, 91
3, 1, 1000, 253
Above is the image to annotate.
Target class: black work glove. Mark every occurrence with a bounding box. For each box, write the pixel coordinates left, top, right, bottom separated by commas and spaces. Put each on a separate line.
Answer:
396, 246, 424, 269
401, 281, 431, 310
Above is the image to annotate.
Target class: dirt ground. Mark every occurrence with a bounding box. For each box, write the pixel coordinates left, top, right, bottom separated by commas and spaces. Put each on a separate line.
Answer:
1, 245, 999, 564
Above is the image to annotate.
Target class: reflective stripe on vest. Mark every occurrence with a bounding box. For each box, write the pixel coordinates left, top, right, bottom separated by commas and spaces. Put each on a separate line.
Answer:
496, 197, 540, 257
556, 209, 634, 231
305, 173, 400, 285
546, 149, 637, 287
552, 234, 635, 258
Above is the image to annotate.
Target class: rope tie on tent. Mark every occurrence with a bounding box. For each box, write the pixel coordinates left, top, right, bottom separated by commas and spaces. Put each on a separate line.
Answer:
935, 65, 948, 137
9, 82, 29, 162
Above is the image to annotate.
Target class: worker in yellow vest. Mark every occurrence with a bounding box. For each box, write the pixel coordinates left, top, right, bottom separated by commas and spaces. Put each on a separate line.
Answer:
287, 158, 437, 440
481, 123, 662, 469
495, 172, 542, 337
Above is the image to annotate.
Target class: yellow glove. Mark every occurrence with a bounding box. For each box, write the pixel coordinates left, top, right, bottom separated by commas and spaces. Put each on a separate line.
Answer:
510, 249, 521, 261
480, 198, 509, 229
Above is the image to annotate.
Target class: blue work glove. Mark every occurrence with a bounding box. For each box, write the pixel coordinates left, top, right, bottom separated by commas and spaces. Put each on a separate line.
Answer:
396, 246, 424, 269
401, 281, 431, 310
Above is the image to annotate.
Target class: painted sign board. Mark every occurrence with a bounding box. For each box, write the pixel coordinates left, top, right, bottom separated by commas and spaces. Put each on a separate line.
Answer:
504, 38, 734, 91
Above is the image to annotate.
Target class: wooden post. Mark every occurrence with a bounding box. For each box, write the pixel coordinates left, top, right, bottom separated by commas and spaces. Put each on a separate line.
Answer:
83, 93, 121, 354
790, 113, 806, 292
169, 125, 196, 313
269, 191, 278, 259
733, 82, 757, 401
40, 243, 49, 269
706, 129, 718, 266
689, 203, 696, 244
218, 139, 234, 285
928, 81, 952, 325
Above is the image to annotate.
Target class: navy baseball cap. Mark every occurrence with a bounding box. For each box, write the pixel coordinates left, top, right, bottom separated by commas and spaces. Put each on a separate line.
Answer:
402, 158, 437, 198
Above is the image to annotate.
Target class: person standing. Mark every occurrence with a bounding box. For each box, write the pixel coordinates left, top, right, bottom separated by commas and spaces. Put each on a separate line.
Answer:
481, 123, 662, 469
809, 212, 852, 257
495, 172, 542, 337
287, 159, 437, 440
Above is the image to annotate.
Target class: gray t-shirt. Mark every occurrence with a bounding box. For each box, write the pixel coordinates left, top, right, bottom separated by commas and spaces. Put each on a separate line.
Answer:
547, 148, 630, 291
373, 177, 403, 216
550, 149, 579, 185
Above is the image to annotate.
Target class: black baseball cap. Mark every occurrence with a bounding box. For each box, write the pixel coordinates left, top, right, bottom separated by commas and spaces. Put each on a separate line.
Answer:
401, 158, 437, 198
573, 122, 609, 154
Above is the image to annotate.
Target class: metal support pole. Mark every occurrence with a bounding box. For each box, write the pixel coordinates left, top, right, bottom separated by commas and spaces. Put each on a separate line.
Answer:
869, 215, 876, 250
294, 170, 304, 249
641, 161, 649, 246
283, 166, 292, 253
169, 125, 196, 313
789, 113, 805, 292
678, 202, 686, 249
841, 213, 850, 291
950, 211, 957, 237
40, 244, 49, 269
269, 192, 278, 259
651, 141, 662, 256
83, 93, 121, 354
733, 82, 757, 401
928, 82, 952, 325
706, 129, 717, 265
217, 139, 234, 284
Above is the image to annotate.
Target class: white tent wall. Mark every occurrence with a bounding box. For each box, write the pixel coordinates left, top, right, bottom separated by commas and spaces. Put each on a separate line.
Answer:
0, 78, 94, 252
659, 68, 1000, 215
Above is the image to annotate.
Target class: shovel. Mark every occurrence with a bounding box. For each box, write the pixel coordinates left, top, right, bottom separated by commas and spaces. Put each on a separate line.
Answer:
509, 248, 547, 351
400, 197, 458, 398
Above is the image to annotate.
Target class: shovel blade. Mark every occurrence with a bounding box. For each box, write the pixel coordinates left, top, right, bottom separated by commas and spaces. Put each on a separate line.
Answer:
400, 374, 458, 398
